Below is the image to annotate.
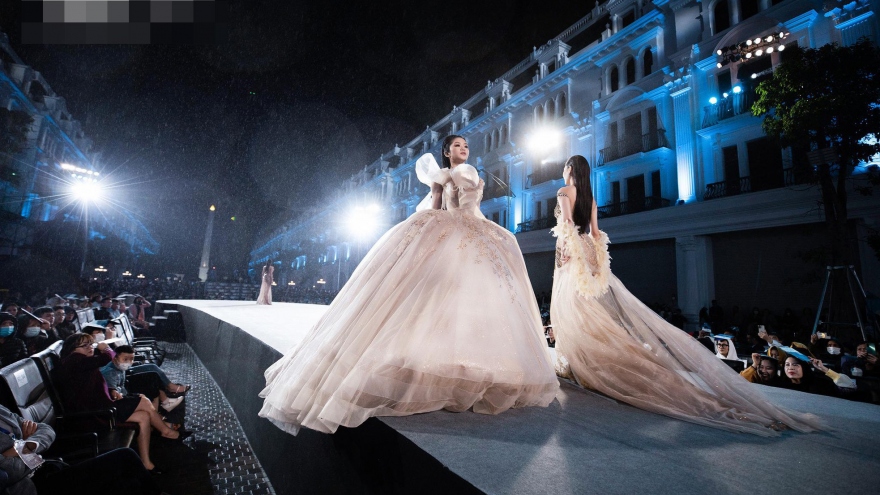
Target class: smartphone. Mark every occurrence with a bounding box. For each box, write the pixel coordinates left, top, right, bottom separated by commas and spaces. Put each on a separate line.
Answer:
869, 343, 878, 356
817, 332, 829, 339
757, 325, 767, 337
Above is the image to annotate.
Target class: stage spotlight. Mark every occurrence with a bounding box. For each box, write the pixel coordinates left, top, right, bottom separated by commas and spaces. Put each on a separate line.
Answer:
709, 97, 718, 105
527, 127, 563, 154
71, 180, 102, 202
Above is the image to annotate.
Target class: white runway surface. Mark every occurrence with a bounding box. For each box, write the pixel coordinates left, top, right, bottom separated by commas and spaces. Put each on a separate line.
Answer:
163, 299, 880, 495
160, 299, 329, 353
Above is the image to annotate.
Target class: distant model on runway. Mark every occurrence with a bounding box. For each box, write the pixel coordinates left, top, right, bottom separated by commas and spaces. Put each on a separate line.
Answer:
549, 155, 821, 436
259, 135, 558, 435
256, 262, 273, 305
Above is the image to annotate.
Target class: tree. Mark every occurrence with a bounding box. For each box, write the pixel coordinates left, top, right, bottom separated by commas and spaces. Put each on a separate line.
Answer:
752, 38, 880, 265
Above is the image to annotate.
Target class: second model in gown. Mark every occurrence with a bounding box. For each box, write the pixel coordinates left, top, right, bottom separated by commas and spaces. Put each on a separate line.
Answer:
550, 155, 821, 436
259, 136, 558, 435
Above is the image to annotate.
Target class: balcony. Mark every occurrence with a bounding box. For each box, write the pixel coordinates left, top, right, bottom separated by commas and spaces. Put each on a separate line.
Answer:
597, 129, 669, 166
526, 161, 565, 189
596, 196, 671, 219
515, 216, 556, 233
483, 184, 513, 200
702, 169, 814, 201
701, 85, 756, 129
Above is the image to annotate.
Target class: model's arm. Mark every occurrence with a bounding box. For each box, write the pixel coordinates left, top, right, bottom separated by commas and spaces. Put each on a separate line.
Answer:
588, 200, 600, 240
556, 186, 576, 224
431, 183, 443, 210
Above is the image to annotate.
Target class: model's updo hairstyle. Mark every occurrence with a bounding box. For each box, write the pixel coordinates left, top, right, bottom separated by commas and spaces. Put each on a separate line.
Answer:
566, 155, 594, 233
441, 135, 465, 169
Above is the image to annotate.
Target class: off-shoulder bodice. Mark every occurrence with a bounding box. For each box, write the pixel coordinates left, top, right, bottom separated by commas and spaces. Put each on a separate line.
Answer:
415, 154, 484, 216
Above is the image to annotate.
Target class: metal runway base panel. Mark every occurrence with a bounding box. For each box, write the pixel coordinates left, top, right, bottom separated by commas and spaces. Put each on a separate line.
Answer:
162, 300, 880, 495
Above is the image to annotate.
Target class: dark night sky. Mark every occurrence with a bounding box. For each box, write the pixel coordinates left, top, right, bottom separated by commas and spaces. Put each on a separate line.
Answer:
1, 0, 588, 278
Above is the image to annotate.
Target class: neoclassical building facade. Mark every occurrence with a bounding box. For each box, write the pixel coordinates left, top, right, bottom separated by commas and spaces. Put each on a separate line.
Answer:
0, 33, 159, 266
250, 0, 880, 323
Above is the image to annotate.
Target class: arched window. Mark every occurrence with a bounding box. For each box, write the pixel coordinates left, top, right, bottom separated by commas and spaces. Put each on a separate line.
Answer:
500, 125, 508, 145
713, 0, 730, 34
484, 134, 490, 153
741, 0, 759, 20
536, 105, 544, 124
492, 129, 499, 150
558, 92, 568, 116
642, 48, 654, 77
625, 58, 636, 85
544, 101, 552, 120
609, 66, 620, 93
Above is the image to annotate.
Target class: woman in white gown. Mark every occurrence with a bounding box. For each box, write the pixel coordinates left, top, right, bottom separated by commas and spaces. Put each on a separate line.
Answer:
256, 262, 273, 305
549, 155, 821, 436
259, 135, 558, 435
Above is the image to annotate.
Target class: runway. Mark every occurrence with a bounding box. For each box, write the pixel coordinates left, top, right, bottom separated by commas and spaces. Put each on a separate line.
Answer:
161, 299, 880, 495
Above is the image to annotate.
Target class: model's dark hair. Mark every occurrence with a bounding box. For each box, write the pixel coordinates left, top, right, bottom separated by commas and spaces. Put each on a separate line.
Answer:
115, 345, 135, 355
441, 135, 465, 169
565, 155, 594, 233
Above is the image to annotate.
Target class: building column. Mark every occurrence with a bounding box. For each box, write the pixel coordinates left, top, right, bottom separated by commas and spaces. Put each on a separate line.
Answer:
675, 235, 715, 329
671, 86, 697, 202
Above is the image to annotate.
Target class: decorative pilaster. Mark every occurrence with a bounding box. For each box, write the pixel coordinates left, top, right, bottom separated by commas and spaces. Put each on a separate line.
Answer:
671, 85, 697, 202
675, 235, 715, 328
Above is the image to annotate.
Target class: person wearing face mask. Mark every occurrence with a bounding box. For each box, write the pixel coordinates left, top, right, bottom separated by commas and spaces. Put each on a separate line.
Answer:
0, 313, 26, 367
56, 334, 186, 473
100, 346, 183, 422
32, 306, 61, 344
16, 309, 50, 357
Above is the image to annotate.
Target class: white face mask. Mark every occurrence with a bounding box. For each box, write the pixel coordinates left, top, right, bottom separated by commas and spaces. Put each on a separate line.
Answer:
93, 334, 105, 343
24, 327, 40, 338
116, 362, 132, 371
827, 346, 841, 355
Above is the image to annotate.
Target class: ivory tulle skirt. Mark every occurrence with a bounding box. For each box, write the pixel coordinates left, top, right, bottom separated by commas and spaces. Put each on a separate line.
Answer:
551, 261, 822, 436
259, 209, 559, 434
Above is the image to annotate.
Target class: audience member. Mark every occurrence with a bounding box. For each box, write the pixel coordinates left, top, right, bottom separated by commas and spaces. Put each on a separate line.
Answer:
94, 297, 113, 321
0, 312, 27, 367
101, 345, 183, 418
16, 309, 51, 356
127, 296, 152, 335
54, 307, 78, 340
56, 334, 184, 472
33, 306, 61, 344
0, 302, 18, 319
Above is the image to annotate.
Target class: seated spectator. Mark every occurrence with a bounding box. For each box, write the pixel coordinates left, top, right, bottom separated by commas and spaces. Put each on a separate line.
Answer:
847, 342, 879, 378
33, 306, 61, 344
0, 402, 162, 494
780, 355, 854, 397
57, 334, 185, 472
54, 306, 78, 340
713, 335, 740, 361
16, 309, 51, 356
102, 345, 183, 417
814, 337, 844, 372
0, 312, 27, 367
0, 302, 19, 319
94, 297, 113, 321
127, 296, 152, 336
0, 399, 55, 494
740, 354, 781, 386
109, 298, 123, 319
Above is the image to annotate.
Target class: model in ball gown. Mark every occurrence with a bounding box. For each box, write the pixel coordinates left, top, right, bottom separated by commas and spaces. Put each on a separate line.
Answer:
550, 185, 821, 436
259, 152, 559, 435
256, 264, 273, 305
